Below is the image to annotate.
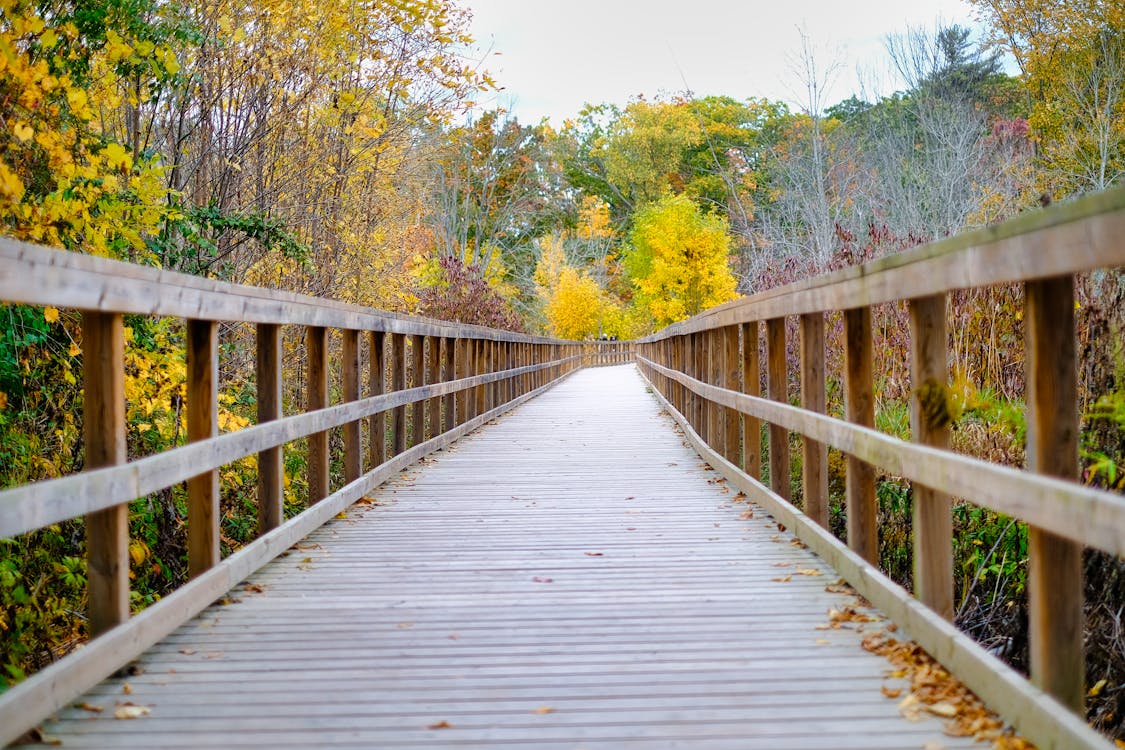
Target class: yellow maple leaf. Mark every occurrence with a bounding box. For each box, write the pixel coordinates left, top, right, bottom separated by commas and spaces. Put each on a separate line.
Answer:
43, 306, 60, 323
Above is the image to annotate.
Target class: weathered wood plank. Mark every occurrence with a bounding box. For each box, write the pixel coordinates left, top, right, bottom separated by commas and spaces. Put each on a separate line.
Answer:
908, 296, 953, 620
844, 307, 876, 564
306, 326, 330, 504
766, 318, 790, 500
187, 319, 219, 575
342, 329, 362, 483
799, 312, 827, 527
82, 311, 128, 637
1025, 276, 1085, 712
256, 323, 283, 534
25, 367, 993, 750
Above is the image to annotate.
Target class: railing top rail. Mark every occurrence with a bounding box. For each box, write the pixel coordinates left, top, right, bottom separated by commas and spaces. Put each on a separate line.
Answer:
0, 236, 564, 344
641, 184, 1125, 340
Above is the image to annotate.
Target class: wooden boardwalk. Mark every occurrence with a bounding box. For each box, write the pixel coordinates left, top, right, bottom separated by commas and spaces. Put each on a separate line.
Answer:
28, 366, 982, 749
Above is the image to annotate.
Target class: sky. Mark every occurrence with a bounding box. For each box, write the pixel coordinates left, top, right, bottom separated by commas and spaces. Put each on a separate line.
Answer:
463, 0, 982, 125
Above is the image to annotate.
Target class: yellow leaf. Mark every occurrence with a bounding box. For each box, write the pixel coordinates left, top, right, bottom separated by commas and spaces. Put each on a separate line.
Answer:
533, 706, 555, 714
13, 122, 34, 142
68, 342, 81, 357
1089, 678, 1108, 697
113, 705, 150, 720
43, 306, 60, 323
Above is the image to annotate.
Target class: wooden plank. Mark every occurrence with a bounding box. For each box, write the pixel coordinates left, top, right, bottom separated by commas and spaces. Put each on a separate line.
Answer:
638, 355, 1125, 557
908, 296, 953, 620
765, 318, 790, 500
741, 322, 760, 480
82, 311, 128, 637
722, 326, 740, 466
844, 307, 876, 564
1025, 276, 1084, 712
441, 337, 453, 431
638, 365, 1110, 750
187, 319, 220, 576
28, 368, 991, 750
306, 326, 330, 504
455, 338, 469, 426
411, 334, 424, 448
0, 361, 561, 539
342, 329, 361, 484
256, 323, 283, 534
800, 313, 828, 527
0, 235, 575, 343
391, 333, 406, 456
0, 369, 575, 748
707, 329, 721, 449
426, 337, 441, 440
368, 331, 385, 470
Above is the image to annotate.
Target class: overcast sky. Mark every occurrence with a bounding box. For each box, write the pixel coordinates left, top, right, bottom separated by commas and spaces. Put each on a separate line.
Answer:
463, 0, 981, 125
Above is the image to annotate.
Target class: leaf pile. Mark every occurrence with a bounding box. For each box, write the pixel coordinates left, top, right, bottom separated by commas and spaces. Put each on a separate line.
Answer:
862, 632, 1034, 749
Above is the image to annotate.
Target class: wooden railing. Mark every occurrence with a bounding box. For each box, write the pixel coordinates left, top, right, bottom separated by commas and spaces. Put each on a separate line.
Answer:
0, 238, 583, 744
585, 340, 636, 367
636, 185, 1125, 750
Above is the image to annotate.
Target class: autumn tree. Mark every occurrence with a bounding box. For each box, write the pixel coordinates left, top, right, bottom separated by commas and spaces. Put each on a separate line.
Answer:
970, 0, 1125, 195
627, 194, 738, 327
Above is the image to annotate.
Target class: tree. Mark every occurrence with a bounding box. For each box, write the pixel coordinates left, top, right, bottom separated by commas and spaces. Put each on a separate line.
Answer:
627, 194, 738, 327
969, 0, 1125, 194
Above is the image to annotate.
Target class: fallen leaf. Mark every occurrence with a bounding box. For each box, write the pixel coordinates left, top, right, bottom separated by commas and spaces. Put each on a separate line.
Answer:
740, 510, 754, 519
533, 706, 555, 714
531, 576, 553, 583
626, 527, 636, 531
923, 743, 946, 750
777, 523, 786, 532
797, 568, 823, 577
301, 557, 313, 563
114, 705, 151, 720
771, 562, 792, 568
178, 648, 196, 655
771, 575, 792, 582
244, 583, 265, 593
122, 683, 133, 695
926, 702, 959, 718
397, 622, 413, 629
881, 686, 902, 699
427, 720, 452, 729
76, 702, 103, 713
584, 552, 604, 557
815, 639, 830, 645
205, 651, 224, 659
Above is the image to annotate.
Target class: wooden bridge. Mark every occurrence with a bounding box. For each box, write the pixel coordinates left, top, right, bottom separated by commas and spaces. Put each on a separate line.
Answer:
1, 186, 1125, 748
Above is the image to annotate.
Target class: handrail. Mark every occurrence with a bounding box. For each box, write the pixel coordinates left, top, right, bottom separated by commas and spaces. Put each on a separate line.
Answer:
0, 237, 585, 745
635, 183, 1125, 750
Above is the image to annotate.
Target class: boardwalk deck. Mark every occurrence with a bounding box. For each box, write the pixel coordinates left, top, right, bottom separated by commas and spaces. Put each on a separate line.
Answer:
25, 366, 983, 749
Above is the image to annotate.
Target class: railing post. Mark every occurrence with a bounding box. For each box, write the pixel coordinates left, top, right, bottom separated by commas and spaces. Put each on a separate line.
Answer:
476, 339, 488, 416
455, 337, 469, 426
1025, 276, 1084, 711
741, 321, 760, 479
82, 311, 128, 637
844, 307, 877, 563
441, 336, 454, 432
707, 329, 721, 449
256, 323, 283, 534
425, 336, 440, 440
723, 326, 740, 466
766, 317, 790, 500
368, 331, 386, 468
188, 319, 220, 575
342, 329, 361, 484
410, 334, 424, 447
305, 325, 329, 505
391, 333, 406, 455
800, 313, 828, 527
909, 295, 953, 620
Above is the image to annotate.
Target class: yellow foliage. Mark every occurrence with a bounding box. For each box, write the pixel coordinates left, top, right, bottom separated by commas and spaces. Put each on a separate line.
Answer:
544, 267, 609, 340
628, 194, 739, 328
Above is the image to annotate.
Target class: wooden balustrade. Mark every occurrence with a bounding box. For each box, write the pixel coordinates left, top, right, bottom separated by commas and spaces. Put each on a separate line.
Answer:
635, 185, 1125, 749
0, 236, 584, 742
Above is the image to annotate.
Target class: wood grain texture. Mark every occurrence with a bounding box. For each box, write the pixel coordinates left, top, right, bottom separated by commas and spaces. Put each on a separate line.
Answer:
368, 331, 386, 470
391, 333, 406, 456
82, 311, 128, 637
187, 319, 219, 576
23, 367, 981, 750
766, 318, 790, 501
342, 329, 361, 484
1025, 277, 1084, 712
256, 323, 284, 534
306, 326, 330, 504
638, 355, 1125, 557
844, 307, 876, 564
741, 322, 760, 479
799, 313, 828, 528
908, 296, 953, 621
638, 365, 1110, 750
